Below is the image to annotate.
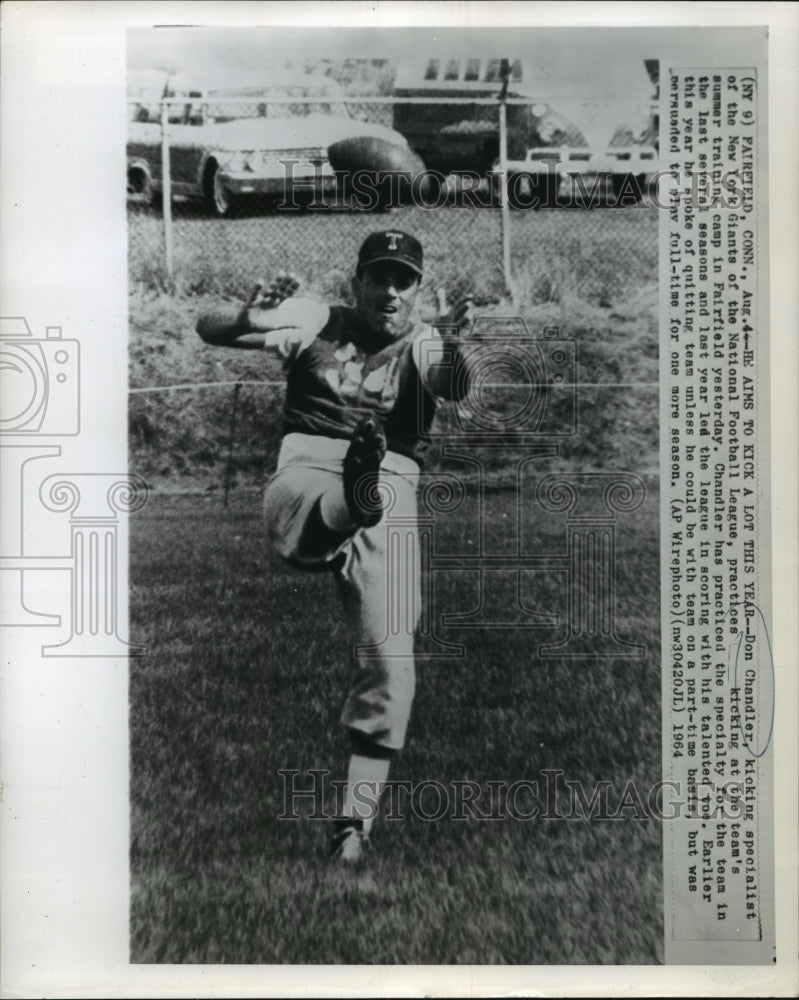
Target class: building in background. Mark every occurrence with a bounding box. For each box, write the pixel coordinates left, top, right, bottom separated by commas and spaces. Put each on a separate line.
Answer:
392, 55, 657, 177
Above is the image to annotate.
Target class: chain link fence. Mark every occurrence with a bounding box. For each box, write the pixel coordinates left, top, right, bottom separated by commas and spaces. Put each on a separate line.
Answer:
128, 94, 659, 494
128, 95, 657, 296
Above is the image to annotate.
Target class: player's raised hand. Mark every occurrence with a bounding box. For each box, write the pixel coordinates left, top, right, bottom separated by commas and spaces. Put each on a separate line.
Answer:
258, 273, 301, 308
445, 295, 475, 333
240, 273, 301, 331
434, 286, 475, 335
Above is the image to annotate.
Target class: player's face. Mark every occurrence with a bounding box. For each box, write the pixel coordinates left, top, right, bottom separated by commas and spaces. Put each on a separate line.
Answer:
352, 262, 420, 342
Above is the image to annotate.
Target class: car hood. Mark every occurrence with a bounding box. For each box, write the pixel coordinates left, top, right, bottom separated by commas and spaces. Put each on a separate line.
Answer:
136, 114, 409, 152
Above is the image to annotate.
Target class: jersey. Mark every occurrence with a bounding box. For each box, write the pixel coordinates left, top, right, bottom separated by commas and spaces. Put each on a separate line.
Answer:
277, 304, 438, 463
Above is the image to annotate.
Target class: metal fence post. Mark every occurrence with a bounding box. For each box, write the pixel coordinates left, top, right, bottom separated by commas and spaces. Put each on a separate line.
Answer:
160, 101, 174, 283
497, 73, 514, 305
223, 382, 242, 507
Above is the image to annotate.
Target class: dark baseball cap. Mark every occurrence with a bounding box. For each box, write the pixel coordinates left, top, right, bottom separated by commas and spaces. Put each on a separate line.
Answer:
357, 230, 423, 276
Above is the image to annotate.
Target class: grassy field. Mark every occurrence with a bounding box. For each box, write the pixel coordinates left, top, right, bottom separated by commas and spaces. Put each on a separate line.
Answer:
130, 487, 662, 965
128, 202, 662, 964
129, 200, 656, 308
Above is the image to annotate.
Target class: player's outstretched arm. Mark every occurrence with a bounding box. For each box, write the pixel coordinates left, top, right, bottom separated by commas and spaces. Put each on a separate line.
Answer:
415, 294, 477, 402
196, 274, 308, 349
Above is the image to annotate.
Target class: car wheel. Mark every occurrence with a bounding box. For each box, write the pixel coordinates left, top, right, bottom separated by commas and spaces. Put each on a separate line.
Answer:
203, 161, 235, 217
505, 172, 531, 209
611, 172, 644, 206
127, 166, 153, 204
508, 172, 559, 209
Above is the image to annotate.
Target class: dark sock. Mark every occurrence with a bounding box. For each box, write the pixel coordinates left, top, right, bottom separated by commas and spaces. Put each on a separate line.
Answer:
348, 727, 397, 761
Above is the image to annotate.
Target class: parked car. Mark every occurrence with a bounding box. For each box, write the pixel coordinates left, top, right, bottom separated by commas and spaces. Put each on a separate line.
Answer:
490, 145, 660, 207
127, 71, 426, 215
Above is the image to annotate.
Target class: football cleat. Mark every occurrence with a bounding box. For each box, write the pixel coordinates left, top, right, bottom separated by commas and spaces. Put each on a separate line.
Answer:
343, 417, 387, 528
330, 817, 371, 864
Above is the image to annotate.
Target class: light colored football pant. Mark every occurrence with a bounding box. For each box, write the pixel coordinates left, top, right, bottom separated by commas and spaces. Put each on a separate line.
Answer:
263, 433, 421, 750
